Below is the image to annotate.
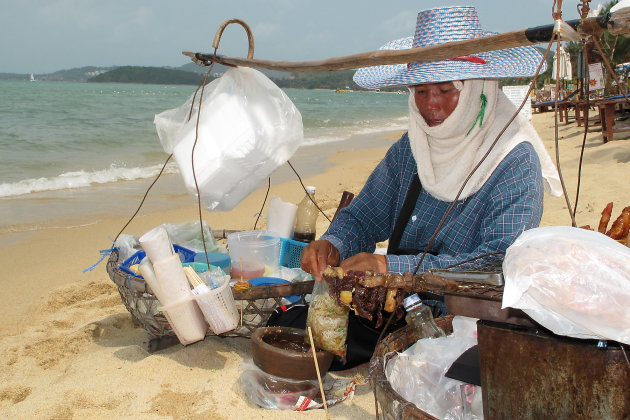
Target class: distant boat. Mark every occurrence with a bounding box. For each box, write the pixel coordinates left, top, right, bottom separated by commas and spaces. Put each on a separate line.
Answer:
29, 73, 36, 82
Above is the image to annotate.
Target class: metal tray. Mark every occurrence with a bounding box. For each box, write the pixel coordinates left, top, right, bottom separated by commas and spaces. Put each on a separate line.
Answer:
431, 269, 504, 285
431, 252, 505, 286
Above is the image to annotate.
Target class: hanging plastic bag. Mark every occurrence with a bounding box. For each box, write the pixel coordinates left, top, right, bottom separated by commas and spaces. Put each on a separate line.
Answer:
502, 226, 630, 344
154, 67, 304, 211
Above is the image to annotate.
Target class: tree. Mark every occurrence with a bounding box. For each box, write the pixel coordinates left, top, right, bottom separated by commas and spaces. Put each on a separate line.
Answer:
595, 1, 630, 93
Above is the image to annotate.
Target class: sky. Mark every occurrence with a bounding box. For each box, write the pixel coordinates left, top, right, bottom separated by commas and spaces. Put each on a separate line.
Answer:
1, 0, 583, 74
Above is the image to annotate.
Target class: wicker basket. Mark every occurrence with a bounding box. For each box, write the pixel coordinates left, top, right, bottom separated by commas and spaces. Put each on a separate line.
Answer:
106, 249, 314, 338
371, 316, 454, 420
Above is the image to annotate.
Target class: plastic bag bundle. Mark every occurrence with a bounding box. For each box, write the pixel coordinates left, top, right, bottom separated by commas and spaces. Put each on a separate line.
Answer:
306, 280, 349, 360
502, 226, 630, 344
154, 67, 304, 211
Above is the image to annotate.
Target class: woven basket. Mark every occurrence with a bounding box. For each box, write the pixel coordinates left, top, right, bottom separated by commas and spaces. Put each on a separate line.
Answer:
371, 316, 454, 420
106, 249, 314, 338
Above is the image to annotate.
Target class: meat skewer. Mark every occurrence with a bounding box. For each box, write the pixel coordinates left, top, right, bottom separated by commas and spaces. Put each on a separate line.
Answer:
606, 206, 630, 240
322, 266, 458, 327
598, 202, 614, 234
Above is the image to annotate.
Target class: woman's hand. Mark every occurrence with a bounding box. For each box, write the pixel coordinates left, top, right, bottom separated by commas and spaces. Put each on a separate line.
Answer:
340, 252, 388, 273
300, 240, 340, 281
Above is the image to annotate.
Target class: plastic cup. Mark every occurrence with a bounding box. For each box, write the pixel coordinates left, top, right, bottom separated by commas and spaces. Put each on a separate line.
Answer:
158, 296, 207, 345
227, 230, 280, 279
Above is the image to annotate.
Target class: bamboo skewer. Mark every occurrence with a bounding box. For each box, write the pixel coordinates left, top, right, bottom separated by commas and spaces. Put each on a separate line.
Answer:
182, 13, 630, 73
307, 326, 330, 420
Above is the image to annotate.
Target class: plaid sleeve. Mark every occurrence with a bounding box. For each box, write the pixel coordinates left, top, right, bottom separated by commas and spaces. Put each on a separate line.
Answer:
321, 134, 413, 259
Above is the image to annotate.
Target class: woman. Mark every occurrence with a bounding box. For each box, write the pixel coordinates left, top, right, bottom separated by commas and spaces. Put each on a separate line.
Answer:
302, 6, 562, 280
278, 6, 562, 369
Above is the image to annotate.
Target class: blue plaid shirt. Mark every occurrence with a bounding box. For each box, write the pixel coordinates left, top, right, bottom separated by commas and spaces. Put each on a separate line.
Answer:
321, 132, 543, 274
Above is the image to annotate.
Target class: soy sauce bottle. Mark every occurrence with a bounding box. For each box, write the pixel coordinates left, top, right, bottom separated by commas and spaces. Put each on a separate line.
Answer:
293, 186, 318, 243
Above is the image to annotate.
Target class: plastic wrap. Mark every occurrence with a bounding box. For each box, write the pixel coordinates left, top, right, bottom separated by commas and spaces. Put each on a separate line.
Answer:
502, 226, 630, 344
306, 280, 349, 359
154, 67, 304, 211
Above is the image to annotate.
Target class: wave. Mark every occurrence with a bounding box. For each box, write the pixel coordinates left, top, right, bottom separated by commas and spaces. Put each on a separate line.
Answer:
302, 116, 408, 147
0, 163, 179, 197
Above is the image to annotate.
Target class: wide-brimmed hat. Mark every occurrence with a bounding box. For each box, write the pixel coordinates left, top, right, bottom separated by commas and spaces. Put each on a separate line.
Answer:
353, 6, 546, 89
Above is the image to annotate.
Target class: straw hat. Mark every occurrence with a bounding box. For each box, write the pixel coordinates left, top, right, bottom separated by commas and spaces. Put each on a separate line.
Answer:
353, 6, 546, 89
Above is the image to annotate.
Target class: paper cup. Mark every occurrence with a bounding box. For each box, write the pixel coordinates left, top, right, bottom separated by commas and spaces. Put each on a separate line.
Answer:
266, 196, 297, 239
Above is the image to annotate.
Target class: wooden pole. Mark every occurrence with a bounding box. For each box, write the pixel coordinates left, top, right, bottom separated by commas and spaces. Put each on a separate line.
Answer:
181, 14, 628, 73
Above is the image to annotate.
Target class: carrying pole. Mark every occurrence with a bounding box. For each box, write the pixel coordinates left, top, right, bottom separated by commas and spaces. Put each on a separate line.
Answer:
183, 12, 630, 73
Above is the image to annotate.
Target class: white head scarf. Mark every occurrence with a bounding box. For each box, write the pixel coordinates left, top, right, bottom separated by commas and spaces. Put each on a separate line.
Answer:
408, 79, 562, 201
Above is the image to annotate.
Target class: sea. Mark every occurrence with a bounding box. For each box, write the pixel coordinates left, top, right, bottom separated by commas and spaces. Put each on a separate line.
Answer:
0, 80, 408, 231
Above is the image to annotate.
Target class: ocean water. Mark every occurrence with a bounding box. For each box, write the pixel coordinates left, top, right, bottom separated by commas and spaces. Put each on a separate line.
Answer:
0, 80, 408, 198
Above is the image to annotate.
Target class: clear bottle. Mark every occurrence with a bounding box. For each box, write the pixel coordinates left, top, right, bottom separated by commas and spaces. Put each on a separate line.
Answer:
293, 186, 318, 243
404, 293, 446, 340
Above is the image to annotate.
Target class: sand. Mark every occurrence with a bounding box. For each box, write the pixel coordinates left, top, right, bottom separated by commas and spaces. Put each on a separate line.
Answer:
1, 111, 629, 419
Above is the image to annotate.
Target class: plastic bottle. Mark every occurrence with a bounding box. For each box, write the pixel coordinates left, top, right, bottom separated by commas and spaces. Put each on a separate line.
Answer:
293, 186, 318, 243
404, 293, 446, 340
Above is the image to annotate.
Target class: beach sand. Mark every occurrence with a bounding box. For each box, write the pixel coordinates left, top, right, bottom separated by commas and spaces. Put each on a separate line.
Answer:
1, 111, 629, 418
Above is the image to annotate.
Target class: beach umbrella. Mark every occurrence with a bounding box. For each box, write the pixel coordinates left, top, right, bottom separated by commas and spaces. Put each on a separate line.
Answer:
552, 45, 572, 81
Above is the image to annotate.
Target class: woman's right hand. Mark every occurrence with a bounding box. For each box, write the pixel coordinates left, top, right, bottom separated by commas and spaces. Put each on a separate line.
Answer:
300, 240, 340, 281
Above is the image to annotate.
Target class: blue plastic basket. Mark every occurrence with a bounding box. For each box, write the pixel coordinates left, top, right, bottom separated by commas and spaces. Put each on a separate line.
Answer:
279, 238, 307, 269
118, 244, 197, 279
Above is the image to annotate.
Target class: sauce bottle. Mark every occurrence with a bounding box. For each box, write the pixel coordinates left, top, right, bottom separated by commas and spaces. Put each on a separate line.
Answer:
293, 186, 318, 243
404, 293, 446, 340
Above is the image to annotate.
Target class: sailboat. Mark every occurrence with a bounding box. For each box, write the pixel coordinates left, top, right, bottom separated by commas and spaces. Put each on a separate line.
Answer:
29, 73, 36, 82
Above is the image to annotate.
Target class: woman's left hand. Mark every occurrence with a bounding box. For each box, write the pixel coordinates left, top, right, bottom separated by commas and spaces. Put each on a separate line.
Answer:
339, 252, 388, 273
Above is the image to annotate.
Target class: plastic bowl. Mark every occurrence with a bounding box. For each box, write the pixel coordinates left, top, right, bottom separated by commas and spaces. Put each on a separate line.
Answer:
251, 327, 334, 380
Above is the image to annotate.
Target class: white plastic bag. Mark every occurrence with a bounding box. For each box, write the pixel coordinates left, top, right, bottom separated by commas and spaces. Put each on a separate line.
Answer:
502, 226, 630, 344
154, 67, 304, 210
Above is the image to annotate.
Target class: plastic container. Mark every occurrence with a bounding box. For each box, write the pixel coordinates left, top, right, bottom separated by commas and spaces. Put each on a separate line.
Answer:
227, 230, 280, 279
293, 186, 318, 243
404, 294, 446, 340
279, 238, 308, 269
119, 244, 196, 279
193, 280, 239, 334
193, 251, 231, 273
158, 296, 207, 345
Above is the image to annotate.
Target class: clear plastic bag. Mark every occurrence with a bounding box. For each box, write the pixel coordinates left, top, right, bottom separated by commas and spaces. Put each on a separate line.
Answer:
502, 226, 630, 344
162, 220, 223, 253
154, 67, 304, 211
306, 280, 349, 359
385, 316, 482, 420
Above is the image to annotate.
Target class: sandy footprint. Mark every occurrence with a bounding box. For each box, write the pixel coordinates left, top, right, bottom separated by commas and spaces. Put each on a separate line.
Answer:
0, 385, 32, 405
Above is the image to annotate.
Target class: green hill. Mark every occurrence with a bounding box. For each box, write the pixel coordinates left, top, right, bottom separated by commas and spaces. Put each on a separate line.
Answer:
88, 66, 208, 85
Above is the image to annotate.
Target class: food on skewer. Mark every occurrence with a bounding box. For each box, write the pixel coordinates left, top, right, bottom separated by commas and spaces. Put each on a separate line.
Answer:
321, 266, 457, 327
606, 206, 630, 240
598, 202, 613, 233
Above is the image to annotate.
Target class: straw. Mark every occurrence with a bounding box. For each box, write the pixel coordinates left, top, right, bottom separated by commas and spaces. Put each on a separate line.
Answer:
307, 326, 330, 419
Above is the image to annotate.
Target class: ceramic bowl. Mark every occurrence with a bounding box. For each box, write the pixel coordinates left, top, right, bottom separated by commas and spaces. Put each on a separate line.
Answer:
251, 326, 334, 380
